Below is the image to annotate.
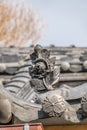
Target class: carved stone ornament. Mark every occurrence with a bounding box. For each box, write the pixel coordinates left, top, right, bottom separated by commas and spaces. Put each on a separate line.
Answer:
1, 45, 87, 125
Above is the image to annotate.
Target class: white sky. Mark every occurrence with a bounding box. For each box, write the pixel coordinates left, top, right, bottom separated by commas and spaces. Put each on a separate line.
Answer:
25, 0, 87, 47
